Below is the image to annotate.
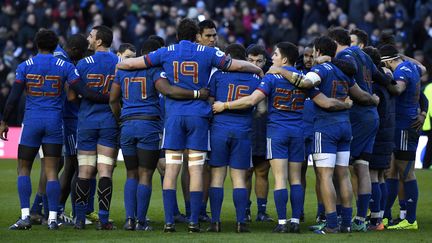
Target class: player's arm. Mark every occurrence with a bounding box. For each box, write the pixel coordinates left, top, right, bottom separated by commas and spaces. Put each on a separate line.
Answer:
255, 98, 267, 117
412, 92, 428, 131
109, 83, 122, 123
267, 67, 320, 89
116, 56, 147, 70
155, 78, 209, 100
348, 83, 380, 106
312, 93, 352, 111
0, 80, 26, 140
225, 59, 264, 77
68, 79, 110, 103
213, 89, 266, 113
386, 80, 407, 96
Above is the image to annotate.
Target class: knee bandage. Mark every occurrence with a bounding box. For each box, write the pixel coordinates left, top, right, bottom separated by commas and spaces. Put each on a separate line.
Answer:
353, 159, 369, 166
166, 153, 183, 165
313, 153, 336, 168
78, 154, 97, 167
188, 152, 207, 166
97, 154, 115, 165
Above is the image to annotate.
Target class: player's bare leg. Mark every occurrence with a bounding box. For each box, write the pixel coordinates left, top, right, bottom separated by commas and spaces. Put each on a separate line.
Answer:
269, 159, 289, 233
352, 160, 371, 232
315, 167, 337, 230
58, 155, 78, 225
288, 162, 304, 233
309, 162, 326, 231
30, 157, 47, 225
245, 167, 253, 221
335, 163, 353, 232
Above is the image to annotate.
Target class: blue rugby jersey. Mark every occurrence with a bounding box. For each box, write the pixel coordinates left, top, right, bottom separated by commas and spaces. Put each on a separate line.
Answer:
76, 51, 121, 129
143, 40, 232, 118
209, 71, 261, 131
309, 62, 355, 128
15, 53, 80, 120
256, 66, 307, 138
114, 67, 165, 119
53, 45, 79, 120
393, 61, 422, 129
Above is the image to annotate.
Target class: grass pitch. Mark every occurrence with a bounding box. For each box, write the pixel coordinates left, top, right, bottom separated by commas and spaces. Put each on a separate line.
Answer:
0, 159, 430, 242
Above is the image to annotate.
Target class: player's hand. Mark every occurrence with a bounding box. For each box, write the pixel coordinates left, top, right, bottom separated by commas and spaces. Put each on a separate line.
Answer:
0, 121, 9, 141
344, 96, 353, 109
212, 101, 225, 113
372, 94, 380, 106
198, 88, 210, 100
258, 69, 265, 78
314, 55, 331, 64
412, 112, 426, 131
266, 66, 281, 75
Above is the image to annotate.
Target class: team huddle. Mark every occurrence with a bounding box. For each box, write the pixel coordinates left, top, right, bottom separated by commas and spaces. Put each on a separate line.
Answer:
0, 18, 425, 234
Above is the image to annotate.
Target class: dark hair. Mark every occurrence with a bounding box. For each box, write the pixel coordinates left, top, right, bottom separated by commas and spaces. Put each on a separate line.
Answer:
66, 34, 88, 61
198, 20, 216, 34
118, 43, 136, 54
141, 39, 163, 55
313, 36, 337, 57
363, 46, 381, 67
246, 44, 267, 57
34, 29, 58, 52
177, 18, 199, 42
350, 28, 368, 46
378, 32, 395, 48
328, 27, 351, 46
92, 25, 113, 48
275, 42, 299, 65
148, 35, 165, 47
379, 44, 399, 61
224, 43, 246, 60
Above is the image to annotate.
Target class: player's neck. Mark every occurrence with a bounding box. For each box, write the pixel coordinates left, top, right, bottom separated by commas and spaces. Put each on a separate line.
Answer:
94, 46, 109, 52
336, 45, 349, 54
38, 50, 52, 55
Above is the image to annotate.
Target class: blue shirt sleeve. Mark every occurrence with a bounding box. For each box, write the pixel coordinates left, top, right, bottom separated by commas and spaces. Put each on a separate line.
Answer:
144, 48, 166, 67
207, 48, 232, 70
113, 70, 121, 85
338, 54, 358, 73
65, 63, 80, 85
15, 63, 25, 83
394, 67, 408, 83
151, 67, 167, 83
257, 75, 272, 96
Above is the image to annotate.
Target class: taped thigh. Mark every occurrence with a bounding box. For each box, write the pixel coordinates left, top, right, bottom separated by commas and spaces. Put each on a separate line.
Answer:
336, 151, 350, 167
166, 152, 183, 165
313, 153, 336, 168
189, 152, 207, 166
78, 154, 97, 167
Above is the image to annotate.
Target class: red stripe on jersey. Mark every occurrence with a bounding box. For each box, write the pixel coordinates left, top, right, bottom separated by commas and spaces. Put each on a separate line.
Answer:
69, 79, 80, 85
15, 79, 23, 84
256, 88, 268, 96
144, 55, 153, 67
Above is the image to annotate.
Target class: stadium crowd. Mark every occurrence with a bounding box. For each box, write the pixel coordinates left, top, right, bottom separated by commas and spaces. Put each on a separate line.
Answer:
1, 0, 432, 124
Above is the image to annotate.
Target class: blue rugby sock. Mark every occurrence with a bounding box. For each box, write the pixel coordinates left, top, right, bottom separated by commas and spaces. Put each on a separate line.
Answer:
185, 200, 191, 217
30, 193, 43, 214
136, 184, 152, 223
384, 178, 398, 219
326, 211, 338, 229
87, 178, 96, 214
18, 176, 32, 213
370, 182, 381, 225
341, 207, 352, 227
233, 188, 247, 223
336, 204, 342, 216
190, 191, 203, 224
163, 189, 176, 224
42, 193, 49, 219
209, 187, 223, 223
290, 184, 303, 223
380, 182, 387, 214
124, 178, 138, 219
200, 201, 207, 215
404, 180, 418, 224
274, 189, 288, 222
46, 180, 60, 213
355, 194, 371, 223
257, 198, 267, 214
99, 210, 109, 224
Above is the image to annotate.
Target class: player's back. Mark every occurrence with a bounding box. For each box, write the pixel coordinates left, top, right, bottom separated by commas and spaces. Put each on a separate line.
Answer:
258, 66, 307, 137
210, 71, 261, 131
394, 60, 421, 128
115, 67, 163, 120
76, 51, 120, 128
146, 40, 230, 118
54, 45, 79, 120
311, 62, 352, 127
337, 46, 378, 117
17, 54, 76, 120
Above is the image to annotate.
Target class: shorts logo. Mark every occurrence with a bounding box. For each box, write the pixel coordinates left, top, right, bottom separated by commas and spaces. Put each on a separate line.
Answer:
160, 72, 167, 78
